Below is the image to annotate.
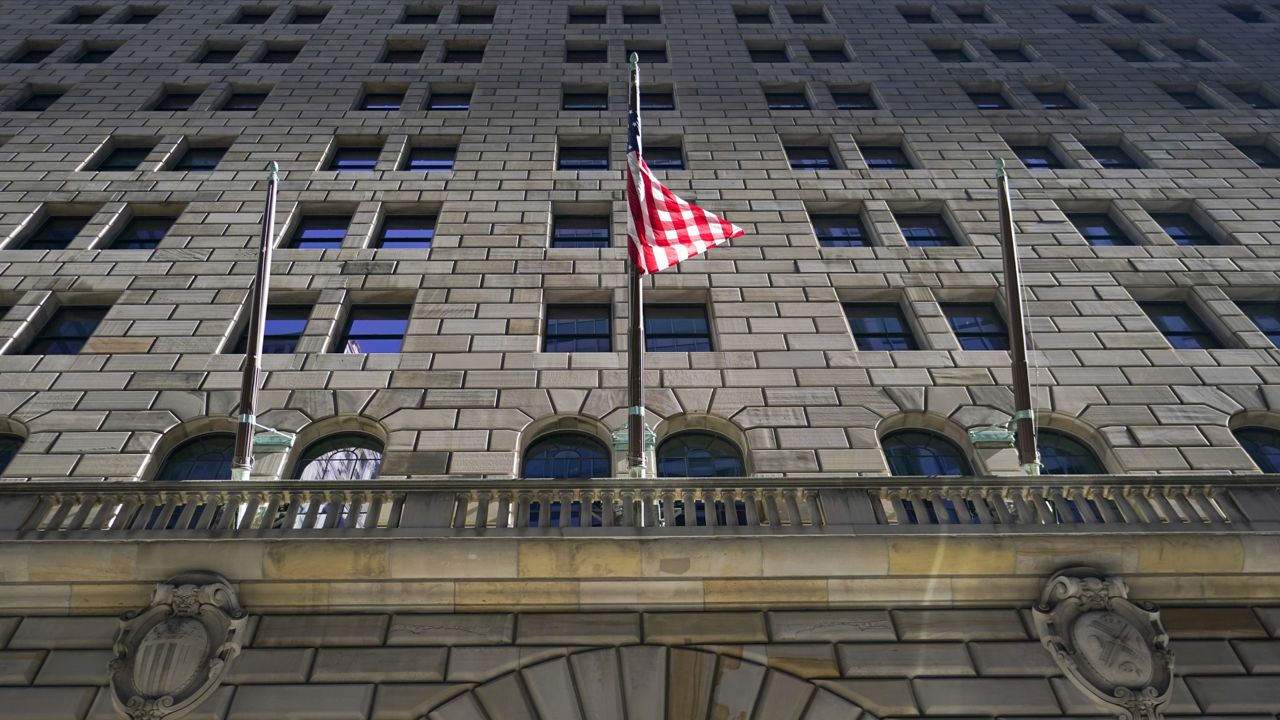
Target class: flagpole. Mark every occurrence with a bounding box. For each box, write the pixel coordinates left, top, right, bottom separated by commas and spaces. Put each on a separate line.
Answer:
232, 161, 279, 481
996, 159, 1040, 475
626, 53, 647, 477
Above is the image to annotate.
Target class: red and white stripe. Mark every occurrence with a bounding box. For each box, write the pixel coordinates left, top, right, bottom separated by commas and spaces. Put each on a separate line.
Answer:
626, 152, 744, 275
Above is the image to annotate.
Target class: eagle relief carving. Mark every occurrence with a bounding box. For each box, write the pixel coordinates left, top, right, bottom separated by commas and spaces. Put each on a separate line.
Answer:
1033, 567, 1174, 720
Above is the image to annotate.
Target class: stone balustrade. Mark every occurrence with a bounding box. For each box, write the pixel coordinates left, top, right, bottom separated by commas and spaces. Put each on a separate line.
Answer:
3, 474, 1279, 538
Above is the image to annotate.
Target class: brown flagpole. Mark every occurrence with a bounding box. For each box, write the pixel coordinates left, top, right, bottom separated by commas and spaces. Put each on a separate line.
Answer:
232, 161, 279, 481
996, 159, 1040, 475
626, 53, 646, 477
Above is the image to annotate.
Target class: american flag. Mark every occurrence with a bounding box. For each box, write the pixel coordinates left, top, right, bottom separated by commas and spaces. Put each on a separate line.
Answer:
626, 80, 744, 275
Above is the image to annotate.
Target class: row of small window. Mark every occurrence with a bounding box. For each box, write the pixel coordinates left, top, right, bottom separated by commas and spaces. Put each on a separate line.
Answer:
905, 3, 1278, 25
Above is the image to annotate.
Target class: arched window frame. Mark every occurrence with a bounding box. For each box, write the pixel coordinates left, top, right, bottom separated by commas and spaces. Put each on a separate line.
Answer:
521, 431, 612, 480
0, 433, 23, 474
1234, 426, 1280, 473
656, 431, 746, 478
881, 429, 973, 476
155, 433, 235, 482
1037, 428, 1106, 475
292, 432, 384, 481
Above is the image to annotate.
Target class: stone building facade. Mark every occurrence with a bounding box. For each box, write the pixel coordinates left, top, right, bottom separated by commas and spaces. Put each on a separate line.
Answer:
1, 0, 1280, 717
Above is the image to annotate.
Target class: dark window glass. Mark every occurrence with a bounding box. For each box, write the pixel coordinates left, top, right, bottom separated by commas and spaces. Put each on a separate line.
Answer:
1225, 6, 1266, 22
110, 216, 173, 249
568, 8, 606, 23
1086, 144, 1138, 169
628, 45, 667, 63
67, 8, 106, 23
384, 47, 423, 62
443, 46, 484, 63
765, 91, 809, 110
1233, 89, 1277, 109
1151, 212, 1215, 246
942, 303, 1008, 350
657, 433, 745, 478
1115, 6, 1154, 22
551, 215, 610, 248
426, 91, 471, 110
337, 305, 410, 353
1167, 90, 1212, 109
1234, 143, 1280, 168
234, 9, 274, 24
967, 91, 1011, 109
645, 145, 684, 169
931, 47, 970, 62
1068, 213, 1133, 246
1012, 145, 1063, 169
360, 92, 404, 110
122, 9, 159, 24
809, 46, 849, 62
955, 9, 990, 23
328, 147, 381, 171
641, 90, 675, 110
174, 146, 227, 171
21, 216, 91, 250
883, 430, 972, 476
558, 147, 609, 170
27, 306, 108, 354
1237, 301, 1280, 346
812, 213, 869, 247
785, 145, 837, 170
833, 90, 876, 109
200, 47, 239, 63
96, 146, 151, 171
1039, 430, 1105, 475
402, 8, 439, 23
259, 47, 299, 63
563, 92, 608, 110
457, 7, 495, 23
1065, 9, 1101, 23
845, 304, 919, 350
1171, 46, 1211, 62
566, 46, 608, 63
156, 434, 234, 482
624, 8, 661, 23
12, 47, 54, 63
862, 145, 912, 170
522, 433, 610, 479
17, 92, 63, 111
232, 305, 310, 353
1140, 301, 1221, 349
901, 9, 936, 23
545, 304, 611, 352
1113, 45, 1149, 61
735, 9, 772, 23
991, 46, 1029, 62
79, 45, 117, 63
294, 434, 383, 481
1035, 91, 1078, 109
788, 8, 826, 23
404, 147, 455, 171
897, 214, 957, 247
0, 434, 20, 474
1235, 427, 1280, 472
376, 215, 436, 249
153, 92, 200, 111
222, 92, 267, 111
646, 305, 712, 352
289, 215, 349, 249
290, 9, 327, 24
748, 45, 789, 62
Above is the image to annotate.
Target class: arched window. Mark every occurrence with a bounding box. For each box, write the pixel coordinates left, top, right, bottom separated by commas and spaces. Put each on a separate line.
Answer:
294, 433, 384, 481
0, 434, 22, 474
882, 429, 972, 476
657, 432, 745, 478
1235, 426, 1280, 473
1038, 429, 1105, 475
155, 433, 234, 481
522, 432, 610, 479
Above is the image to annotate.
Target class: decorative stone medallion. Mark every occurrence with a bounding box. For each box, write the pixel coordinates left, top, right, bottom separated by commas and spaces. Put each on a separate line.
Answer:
110, 572, 247, 720
1033, 567, 1173, 720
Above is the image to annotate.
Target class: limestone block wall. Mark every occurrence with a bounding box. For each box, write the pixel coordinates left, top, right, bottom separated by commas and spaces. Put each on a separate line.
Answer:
1, 607, 1279, 718
0, 0, 1277, 480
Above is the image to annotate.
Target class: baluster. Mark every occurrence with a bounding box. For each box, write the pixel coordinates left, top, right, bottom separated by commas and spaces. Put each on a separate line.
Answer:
517, 491, 532, 528
153, 494, 182, 531
987, 490, 1013, 524
307, 492, 328, 529
1125, 489, 1159, 524
869, 490, 889, 525
621, 490, 635, 527
559, 490, 574, 528
196, 493, 221, 530
282, 492, 305, 530
1028, 489, 1052, 525
89, 495, 121, 531
1209, 488, 1246, 523
365, 492, 385, 529
452, 492, 470, 528
928, 489, 951, 525
1070, 488, 1098, 524
1169, 489, 1201, 524
117, 495, 144, 530
475, 491, 491, 529
677, 489, 693, 527
803, 490, 820, 527
1189, 489, 1222, 525
763, 490, 782, 526
783, 489, 803, 527
537, 490, 553, 528
600, 489, 615, 527
885, 490, 905, 524
906, 490, 927, 525
495, 491, 512, 529
45, 495, 76, 532
641, 490, 657, 527
1046, 488, 1075, 525
219, 492, 242, 530
946, 488, 969, 524
21, 495, 56, 531
67, 495, 98, 531
660, 491, 675, 528
1092, 488, 1123, 523
723, 490, 740, 527
1108, 489, 1139, 524
1008, 489, 1034, 525
173, 493, 202, 530
742, 489, 761, 526
386, 493, 406, 528
1149, 489, 1181, 524
704, 489, 720, 527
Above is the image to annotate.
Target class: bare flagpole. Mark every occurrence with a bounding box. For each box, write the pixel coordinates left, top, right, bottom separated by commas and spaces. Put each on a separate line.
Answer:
996, 159, 1040, 475
232, 162, 279, 481
626, 53, 647, 477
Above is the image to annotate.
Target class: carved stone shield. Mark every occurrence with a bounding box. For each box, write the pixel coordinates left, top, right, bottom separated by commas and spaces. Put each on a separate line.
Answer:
110, 572, 247, 720
1032, 568, 1174, 720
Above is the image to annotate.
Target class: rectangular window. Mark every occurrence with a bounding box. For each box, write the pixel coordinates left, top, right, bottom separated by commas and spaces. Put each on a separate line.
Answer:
79, 47, 115, 63
765, 90, 809, 110
200, 47, 239, 63
1225, 5, 1266, 22
1140, 301, 1221, 349
558, 146, 609, 170
1238, 301, 1280, 346
1035, 91, 1078, 109
861, 145, 912, 170
811, 213, 869, 247
896, 214, 957, 247
1068, 213, 1133, 246
846, 304, 919, 350
808, 45, 848, 62
360, 92, 404, 110
384, 46, 423, 63
900, 8, 936, 23
1063, 7, 1101, 23
20, 215, 92, 250
457, 6, 496, 23
121, 8, 160, 24
27, 306, 108, 354
1233, 89, 1277, 109
563, 91, 608, 110
337, 305, 410, 353
747, 43, 789, 62
443, 45, 484, 63
403, 147, 455, 171
259, 46, 300, 63
222, 92, 268, 111
784, 144, 837, 170
290, 7, 328, 24
545, 305, 611, 351
931, 46, 971, 62
426, 90, 471, 110
12, 46, 56, 63
152, 92, 201, 111
328, 146, 381, 171
233, 305, 310, 353
1167, 89, 1212, 109
551, 215, 610, 248
832, 88, 876, 110
1112, 45, 1149, 61
1151, 212, 1215, 246
402, 7, 439, 23
1086, 144, 1138, 169
645, 145, 684, 169
66, 7, 106, 23
967, 90, 1011, 109
173, 146, 227, 171
627, 44, 667, 63
735, 7, 772, 23
1011, 145, 1063, 169
954, 7, 990, 22
233, 8, 274, 24
641, 88, 675, 110
288, 215, 349, 249
566, 45, 608, 63
942, 303, 1008, 350
1115, 6, 1155, 22
788, 6, 827, 23
109, 216, 173, 249
1170, 45, 1211, 62
95, 146, 152, 171
646, 305, 712, 352
990, 45, 1030, 62
17, 92, 64, 112
568, 7, 606, 23
376, 215, 435, 249
1234, 142, 1280, 168
624, 7, 661, 23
